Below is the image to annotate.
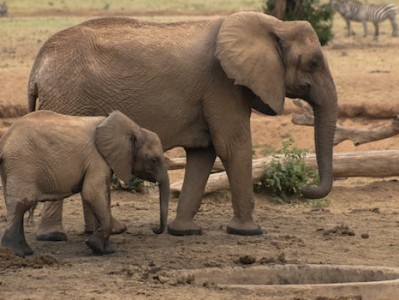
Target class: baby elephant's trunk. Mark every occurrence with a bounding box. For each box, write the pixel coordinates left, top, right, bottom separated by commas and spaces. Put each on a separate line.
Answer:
152, 171, 170, 234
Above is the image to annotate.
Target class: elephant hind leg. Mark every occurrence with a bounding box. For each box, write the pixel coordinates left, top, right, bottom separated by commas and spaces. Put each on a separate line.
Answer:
1, 196, 35, 257
168, 147, 216, 236
36, 200, 68, 241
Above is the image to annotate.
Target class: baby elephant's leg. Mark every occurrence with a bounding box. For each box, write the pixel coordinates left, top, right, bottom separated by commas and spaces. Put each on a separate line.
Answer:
82, 201, 127, 235
1, 196, 35, 257
36, 200, 67, 241
81, 174, 114, 255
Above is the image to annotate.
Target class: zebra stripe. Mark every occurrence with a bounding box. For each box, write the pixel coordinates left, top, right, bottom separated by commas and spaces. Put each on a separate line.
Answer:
333, 0, 398, 40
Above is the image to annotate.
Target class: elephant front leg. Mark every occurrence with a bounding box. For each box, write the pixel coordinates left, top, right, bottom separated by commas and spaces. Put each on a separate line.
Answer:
221, 142, 263, 236
36, 200, 68, 241
168, 147, 216, 236
85, 226, 114, 255
82, 201, 127, 235
81, 172, 115, 255
85, 203, 115, 255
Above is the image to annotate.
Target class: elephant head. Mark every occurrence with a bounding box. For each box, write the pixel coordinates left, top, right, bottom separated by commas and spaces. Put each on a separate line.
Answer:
216, 12, 338, 199
95, 111, 169, 233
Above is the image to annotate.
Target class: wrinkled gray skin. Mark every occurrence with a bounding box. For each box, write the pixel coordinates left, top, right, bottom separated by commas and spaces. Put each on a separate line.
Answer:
0, 110, 169, 257
28, 12, 338, 238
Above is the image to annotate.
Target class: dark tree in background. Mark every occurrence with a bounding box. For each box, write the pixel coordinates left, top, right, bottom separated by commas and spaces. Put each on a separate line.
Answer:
263, 0, 334, 45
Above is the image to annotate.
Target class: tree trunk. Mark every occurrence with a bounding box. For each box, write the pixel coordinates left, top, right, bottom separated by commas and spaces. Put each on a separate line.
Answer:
272, 0, 287, 19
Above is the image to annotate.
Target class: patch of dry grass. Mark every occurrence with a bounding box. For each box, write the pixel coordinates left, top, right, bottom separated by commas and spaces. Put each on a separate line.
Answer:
4, 0, 263, 16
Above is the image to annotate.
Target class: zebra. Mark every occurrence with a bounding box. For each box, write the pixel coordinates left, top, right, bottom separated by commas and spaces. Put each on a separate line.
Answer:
332, 0, 398, 40
0, 2, 7, 17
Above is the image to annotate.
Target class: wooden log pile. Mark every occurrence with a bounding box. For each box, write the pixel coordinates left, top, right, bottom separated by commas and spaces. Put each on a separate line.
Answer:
166, 102, 399, 196
166, 150, 399, 195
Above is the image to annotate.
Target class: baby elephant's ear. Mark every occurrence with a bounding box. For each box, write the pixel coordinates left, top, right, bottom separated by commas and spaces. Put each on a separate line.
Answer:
95, 111, 142, 183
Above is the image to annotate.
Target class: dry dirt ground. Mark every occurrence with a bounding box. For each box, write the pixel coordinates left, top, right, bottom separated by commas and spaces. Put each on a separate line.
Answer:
1, 10, 399, 300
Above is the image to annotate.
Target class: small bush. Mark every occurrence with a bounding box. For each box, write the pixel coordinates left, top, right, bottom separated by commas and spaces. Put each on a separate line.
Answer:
111, 174, 146, 193
253, 145, 275, 157
261, 145, 276, 157
255, 137, 319, 203
263, 0, 334, 45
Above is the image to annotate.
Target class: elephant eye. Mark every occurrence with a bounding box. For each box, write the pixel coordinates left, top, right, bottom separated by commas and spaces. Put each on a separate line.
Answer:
152, 157, 159, 164
308, 59, 319, 70
308, 55, 323, 71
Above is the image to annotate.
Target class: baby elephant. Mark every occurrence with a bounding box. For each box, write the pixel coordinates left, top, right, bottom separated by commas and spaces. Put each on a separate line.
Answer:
0, 110, 169, 257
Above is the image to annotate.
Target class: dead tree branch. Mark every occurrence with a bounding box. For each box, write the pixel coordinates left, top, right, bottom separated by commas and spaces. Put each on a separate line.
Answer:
291, 100, 399, 146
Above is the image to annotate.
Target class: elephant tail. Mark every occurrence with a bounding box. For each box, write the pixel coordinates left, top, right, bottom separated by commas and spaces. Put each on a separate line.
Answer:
28, 81, 38, 112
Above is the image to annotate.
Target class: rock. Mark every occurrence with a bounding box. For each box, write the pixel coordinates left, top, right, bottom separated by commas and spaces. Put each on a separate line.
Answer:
239, 255, 256, 265
361, 233, 370, 239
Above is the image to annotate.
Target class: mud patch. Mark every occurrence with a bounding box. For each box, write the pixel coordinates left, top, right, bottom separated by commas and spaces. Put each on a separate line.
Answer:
319, 224, 356, 237
0, 247, 61, 270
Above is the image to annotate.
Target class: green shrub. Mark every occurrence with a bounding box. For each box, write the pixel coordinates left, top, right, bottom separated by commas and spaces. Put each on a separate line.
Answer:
260, 145, 275, 157
253, 145, 275, 157
255, 137, 319, 203
263, 0, 334, 45
111, 174, 146, 193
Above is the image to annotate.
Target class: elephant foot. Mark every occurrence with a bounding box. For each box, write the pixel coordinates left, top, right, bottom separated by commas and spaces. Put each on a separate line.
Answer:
2, 233, 34, 257
226, 218, 263, 236
36, 231, 68, 242
85, 235, 115, 255
84, 217, 127, 235
152, 225, 165, 234
167, 218, 202, 236
2, 244, 34, 257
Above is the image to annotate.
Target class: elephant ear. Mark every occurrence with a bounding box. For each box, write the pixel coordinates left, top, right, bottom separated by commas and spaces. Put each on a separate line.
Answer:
95, 111, 142, 183
215, 12, 286, 115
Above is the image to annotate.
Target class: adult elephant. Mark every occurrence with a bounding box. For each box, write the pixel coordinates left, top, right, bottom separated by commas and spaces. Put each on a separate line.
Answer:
28, 12, 338, 238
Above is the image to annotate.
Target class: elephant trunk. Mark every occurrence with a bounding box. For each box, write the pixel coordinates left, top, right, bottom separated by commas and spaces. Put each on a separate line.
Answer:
300, 84, 338, 199
152, 169, 170, 234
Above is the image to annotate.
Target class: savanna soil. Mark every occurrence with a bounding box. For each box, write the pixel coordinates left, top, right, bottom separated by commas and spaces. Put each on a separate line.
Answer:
1, 9, 399, 300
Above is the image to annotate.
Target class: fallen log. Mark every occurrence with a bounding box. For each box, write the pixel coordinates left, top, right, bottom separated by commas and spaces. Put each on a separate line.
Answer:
291, 100, 399, 146
332, 117, 399, 146
169, 150, 399, 196
165, 157, 224, 171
